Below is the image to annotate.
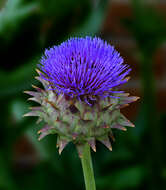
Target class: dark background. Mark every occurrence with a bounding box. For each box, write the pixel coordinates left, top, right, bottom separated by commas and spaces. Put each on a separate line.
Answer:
0, 0, 166, 190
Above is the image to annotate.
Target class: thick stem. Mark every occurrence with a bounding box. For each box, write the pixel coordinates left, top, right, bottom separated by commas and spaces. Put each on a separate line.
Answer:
80, 143, 96, 190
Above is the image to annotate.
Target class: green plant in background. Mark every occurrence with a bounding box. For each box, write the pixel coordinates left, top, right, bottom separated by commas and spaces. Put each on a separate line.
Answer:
0, 0, 38, 41
1, 0, 166, 189
24, 36, 139, 190
123, 0, 166, 189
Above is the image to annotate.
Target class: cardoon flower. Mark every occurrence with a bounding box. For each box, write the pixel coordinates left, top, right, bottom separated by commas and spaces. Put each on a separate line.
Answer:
24, 37, 139, 190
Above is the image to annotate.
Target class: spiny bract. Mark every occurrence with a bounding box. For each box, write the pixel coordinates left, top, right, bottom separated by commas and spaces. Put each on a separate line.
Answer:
24, 37, 139, 156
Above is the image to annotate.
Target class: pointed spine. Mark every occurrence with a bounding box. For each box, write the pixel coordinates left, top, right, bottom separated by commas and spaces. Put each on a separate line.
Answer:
98, 136, 112, 151
111, 124, 127, 131
38, 125, 54, 140
88, 138, 96, 152
24, 91, 40, 97
23, 111, 39, 117
58, 139, 70, 155
121, 96, 140, 104
28, 97, 41, 104
32, 85, 44, 93
35, 76, 49, 89
119, 115, 135, 127
117, 104, 129, 109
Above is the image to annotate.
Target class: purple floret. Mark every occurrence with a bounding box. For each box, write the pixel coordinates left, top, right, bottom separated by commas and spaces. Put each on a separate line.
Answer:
40, 36, 131, 100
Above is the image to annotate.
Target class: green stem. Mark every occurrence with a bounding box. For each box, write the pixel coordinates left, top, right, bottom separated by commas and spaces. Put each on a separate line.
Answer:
80, 143, 96, 190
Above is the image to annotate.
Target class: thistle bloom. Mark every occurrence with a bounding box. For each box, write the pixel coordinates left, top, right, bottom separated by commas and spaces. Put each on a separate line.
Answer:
40, 37, 130, 101
24, 37, 139, 155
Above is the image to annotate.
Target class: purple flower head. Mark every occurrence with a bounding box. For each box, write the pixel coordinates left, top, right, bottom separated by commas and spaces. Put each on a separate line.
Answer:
40, 37, 131, 102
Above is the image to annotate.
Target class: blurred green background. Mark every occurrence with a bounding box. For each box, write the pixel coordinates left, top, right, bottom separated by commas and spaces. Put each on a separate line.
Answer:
0, 0, 166, 190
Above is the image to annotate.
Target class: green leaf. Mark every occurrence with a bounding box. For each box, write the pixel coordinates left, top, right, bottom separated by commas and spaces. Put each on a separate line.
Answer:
0, 56, 40, 97
71, 0, 109, 36
0, 0, 39, 39
10, 99, 29, 123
